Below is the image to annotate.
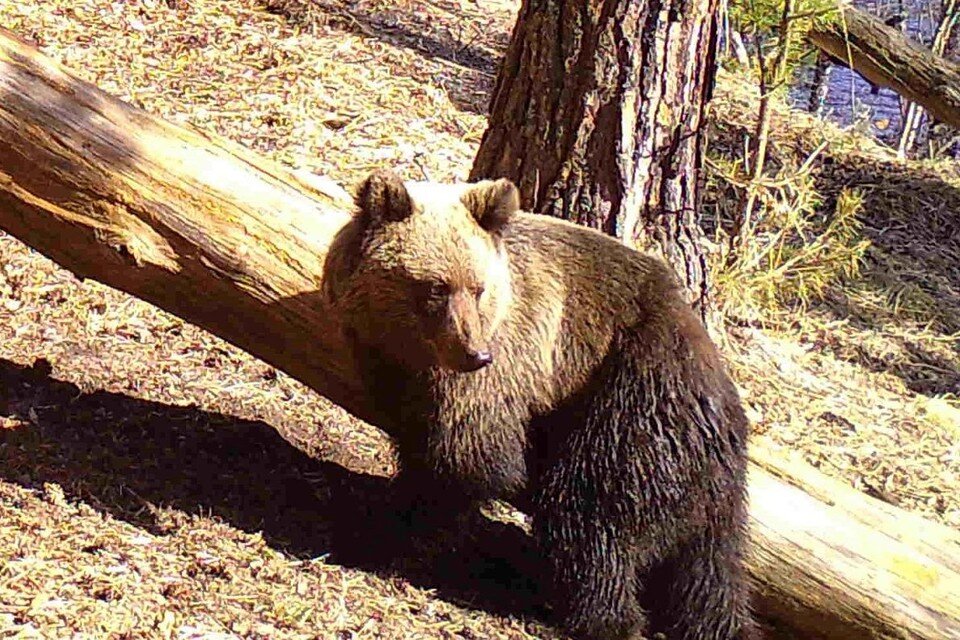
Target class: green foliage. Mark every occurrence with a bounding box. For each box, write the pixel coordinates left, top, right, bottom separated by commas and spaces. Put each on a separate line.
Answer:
729, 0, 839, 40
712, 0, 864, 321
727, 0, 840, 89
708, 153, 870, 319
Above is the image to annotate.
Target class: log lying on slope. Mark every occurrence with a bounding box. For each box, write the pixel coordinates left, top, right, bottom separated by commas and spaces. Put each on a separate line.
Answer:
808, 4, 960, 130
0, 28, 370, 426
748, 446, 960, 639
1, 28, 959, 640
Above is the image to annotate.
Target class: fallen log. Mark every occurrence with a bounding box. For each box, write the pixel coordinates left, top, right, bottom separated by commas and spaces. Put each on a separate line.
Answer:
1, 27, 959, 640
0, 27, 370, 425
748, 446, 960, 639
808, 4, 960, 130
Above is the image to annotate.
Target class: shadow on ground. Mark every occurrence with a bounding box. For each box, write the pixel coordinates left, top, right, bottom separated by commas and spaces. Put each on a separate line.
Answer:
0, 357, 546, 622
815, 164, 960, 395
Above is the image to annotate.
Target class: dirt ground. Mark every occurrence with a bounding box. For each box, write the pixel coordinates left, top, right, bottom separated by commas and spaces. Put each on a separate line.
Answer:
0, 0, 957, 638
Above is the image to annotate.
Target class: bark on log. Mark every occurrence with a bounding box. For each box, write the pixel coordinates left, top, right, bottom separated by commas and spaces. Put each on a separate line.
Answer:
1, 28, 959, 640
808, 4, 960, 130
748, 446, 960, 639
0, 27, 372, 426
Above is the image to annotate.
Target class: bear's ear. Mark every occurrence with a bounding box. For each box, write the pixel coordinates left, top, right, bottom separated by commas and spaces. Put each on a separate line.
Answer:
461, 178, 519, 236
355, 169, 414, 225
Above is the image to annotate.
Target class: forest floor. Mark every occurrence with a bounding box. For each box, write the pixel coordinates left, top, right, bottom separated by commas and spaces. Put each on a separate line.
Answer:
0, 0, 957, 638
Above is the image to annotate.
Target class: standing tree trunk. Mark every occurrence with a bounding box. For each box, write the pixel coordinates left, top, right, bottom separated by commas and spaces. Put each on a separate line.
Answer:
470, 0, 719, 314
807, 51, 831, 116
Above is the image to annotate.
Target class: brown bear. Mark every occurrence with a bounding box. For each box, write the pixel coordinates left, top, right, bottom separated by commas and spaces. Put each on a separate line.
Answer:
325, 169, 757, 640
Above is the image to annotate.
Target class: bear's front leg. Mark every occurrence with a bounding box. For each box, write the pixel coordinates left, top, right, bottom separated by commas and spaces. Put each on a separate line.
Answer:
640, 531, 759, 640
329, 460, 478, 568
533, 512, 648, 640
387, 421, 486, 547
388, 460, 479, 540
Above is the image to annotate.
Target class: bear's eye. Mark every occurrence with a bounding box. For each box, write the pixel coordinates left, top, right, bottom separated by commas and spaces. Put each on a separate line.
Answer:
427, 281, 451, 299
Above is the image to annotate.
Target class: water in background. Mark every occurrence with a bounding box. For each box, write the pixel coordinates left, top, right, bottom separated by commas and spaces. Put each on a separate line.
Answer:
788, 0, 945, 145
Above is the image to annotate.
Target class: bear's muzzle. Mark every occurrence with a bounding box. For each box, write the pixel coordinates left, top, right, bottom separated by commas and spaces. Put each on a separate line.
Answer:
461, 349, 493, 371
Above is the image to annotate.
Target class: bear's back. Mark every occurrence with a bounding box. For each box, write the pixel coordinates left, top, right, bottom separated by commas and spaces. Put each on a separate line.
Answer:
502, 211, 686, 330
486, 212, 696, 410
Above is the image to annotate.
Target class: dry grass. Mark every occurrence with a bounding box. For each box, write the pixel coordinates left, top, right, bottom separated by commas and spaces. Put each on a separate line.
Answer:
0, 0, 557, 637
0, 0, 957, 638
708, 72, 960, 522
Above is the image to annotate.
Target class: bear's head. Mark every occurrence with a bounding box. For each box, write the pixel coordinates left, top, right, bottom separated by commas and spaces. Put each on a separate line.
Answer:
338, 169, 519, 373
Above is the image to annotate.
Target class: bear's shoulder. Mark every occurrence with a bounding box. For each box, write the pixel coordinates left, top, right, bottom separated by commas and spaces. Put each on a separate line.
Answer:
502, 212, 683, 305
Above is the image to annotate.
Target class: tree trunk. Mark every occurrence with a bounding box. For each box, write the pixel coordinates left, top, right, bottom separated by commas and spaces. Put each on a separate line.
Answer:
470, 0, 718, 313
2, 27, 960, 640
809, 4, 960, 131
0, 27, 371, 427
807, 52, 831, 116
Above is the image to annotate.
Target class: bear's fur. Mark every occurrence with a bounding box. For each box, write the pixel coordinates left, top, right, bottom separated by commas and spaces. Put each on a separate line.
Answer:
326, 169, 757, 640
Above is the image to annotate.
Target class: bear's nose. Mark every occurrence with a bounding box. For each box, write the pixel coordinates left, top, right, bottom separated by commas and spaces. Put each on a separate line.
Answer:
464, 350, 493, 371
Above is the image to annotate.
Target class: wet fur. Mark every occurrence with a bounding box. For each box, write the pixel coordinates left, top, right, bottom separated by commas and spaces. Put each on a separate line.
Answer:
327, 172, 757, 640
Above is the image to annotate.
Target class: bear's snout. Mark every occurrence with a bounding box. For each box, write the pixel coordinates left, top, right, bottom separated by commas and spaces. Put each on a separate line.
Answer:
462, 349, 493, 371
432, 288, 494, 373
434, 341, 493, 372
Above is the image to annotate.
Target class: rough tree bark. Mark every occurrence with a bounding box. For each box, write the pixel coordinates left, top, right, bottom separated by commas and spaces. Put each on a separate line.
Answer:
809, 4, 960, 131
470, 0, 718, 313
807, 52, 831, 116
1, 27, 960, 640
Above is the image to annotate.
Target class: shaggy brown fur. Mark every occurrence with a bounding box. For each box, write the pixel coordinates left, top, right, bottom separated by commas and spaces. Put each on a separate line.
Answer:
325, 170, 757, 640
